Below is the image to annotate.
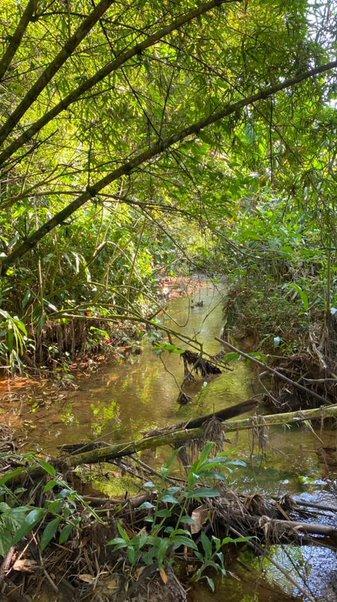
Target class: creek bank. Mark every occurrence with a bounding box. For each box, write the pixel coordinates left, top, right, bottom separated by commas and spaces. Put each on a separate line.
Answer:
1, 273, 197, 377
2, 406, 337, 602
2, 281, 337, 600
224, 281, 337, 414
0, 274, 209, 395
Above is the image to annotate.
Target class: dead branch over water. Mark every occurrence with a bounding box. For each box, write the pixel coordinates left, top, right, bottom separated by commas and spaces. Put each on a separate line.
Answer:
2, 401, 337, 488
2, 394, 337, 600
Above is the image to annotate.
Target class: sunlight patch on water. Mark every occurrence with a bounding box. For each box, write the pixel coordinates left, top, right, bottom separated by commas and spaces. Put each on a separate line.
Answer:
2, 279, 337, 600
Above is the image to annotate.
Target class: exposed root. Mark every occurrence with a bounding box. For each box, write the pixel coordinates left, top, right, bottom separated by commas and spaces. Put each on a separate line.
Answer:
176, 391, 192, 405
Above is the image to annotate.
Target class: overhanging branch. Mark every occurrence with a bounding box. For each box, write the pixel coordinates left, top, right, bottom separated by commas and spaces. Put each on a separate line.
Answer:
0, 0, 36, 82
0, 0, 238, 165
0, 0, 116, 146
1, 58, 337, 273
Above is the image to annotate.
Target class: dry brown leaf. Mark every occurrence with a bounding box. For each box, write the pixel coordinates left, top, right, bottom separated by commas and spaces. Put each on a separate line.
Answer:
159, 568, 168, 584
13, 559, 38, 573
190, 505, 209, 534
78, 574, 95, 583
106, 577, 119, 591
135, 566, 145, 581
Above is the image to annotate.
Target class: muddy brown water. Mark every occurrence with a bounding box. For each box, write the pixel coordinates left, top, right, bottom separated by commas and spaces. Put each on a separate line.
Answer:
1, 279, 337, 600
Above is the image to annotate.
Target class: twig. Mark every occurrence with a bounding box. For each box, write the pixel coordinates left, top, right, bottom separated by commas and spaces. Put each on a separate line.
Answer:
229, 526, 316, 602
132, 456, 185, 483
216, 337, 329, 405
294, 500, 337, 513
38, 545, 59, 593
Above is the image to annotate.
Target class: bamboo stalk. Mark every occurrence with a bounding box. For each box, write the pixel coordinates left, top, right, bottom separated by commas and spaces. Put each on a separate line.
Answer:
0, 0, 116, 146
67, 404, 337, 466
0, 0, 36, 82
144, 398, 259, 438
257, 517, 337, 537
0, 0, 236, 166
3, 59, 337, 271
224, 404, 337, 431
295, 500, 337, 513
3, 404, 337, 484
61, 397, 258, 452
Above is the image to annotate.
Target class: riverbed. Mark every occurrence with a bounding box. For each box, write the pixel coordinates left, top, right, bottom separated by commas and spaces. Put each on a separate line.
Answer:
1, 279, 337, 601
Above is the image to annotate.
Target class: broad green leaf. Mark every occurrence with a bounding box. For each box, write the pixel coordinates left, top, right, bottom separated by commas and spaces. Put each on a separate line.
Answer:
185, 487, 220, 499
161, 494, 179, 504
59, 524, 74, 544
139, 501, 155, 510
40, 517, 61, 551
38, 459, 57, 477
13, 508, 46, 545
172, 536, 198, 551
205, 576, 215, 592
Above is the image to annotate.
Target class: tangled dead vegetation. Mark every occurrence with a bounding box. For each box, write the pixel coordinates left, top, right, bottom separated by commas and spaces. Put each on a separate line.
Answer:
1, 413, 337, 601
1, 468, 336, 601
223, 284, 337, 413
264, 317, 337, 412
181, 350, 222, 380
265, 351, 337, 411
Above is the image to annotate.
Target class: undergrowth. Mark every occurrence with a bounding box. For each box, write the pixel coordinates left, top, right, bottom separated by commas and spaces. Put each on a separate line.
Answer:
223, 198, 332, 356
0, 443, 249, 596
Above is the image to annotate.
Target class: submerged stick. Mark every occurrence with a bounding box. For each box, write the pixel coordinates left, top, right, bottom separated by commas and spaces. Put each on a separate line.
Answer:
216, 338, 329, 405
229, 526, 316, 602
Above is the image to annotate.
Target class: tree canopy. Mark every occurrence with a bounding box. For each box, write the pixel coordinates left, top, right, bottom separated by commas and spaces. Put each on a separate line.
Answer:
0, 0, 337, 368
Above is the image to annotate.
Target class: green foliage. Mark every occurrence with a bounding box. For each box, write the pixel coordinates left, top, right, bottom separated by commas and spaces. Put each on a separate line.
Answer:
0, 455, 101, 557
154, 342, 184, 355
285, 282, 310, 313
108, 443, 249, 589
0, 309, 29, 370
223, 195, 333, 353
0, 0, 335, 368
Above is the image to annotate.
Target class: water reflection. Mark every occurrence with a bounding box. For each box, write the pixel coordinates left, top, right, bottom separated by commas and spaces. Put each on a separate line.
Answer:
12, 282, 254, 453
2, 281, 337, 600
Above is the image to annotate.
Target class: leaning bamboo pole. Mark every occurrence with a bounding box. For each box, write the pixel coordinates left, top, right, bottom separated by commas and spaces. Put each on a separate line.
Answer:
66, 403, 337, 467
3, 404, 337, 485
222, 403, 337, 431
216, 337, 330, 405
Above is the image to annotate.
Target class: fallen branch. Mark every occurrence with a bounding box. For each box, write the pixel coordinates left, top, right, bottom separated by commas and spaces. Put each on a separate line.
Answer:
61, 398, 259, 451
260, 517, 337, 537
4, 404, 337, 485
145, 397, 259, 437
65, 404, 337, 466
183, 398, 258, 429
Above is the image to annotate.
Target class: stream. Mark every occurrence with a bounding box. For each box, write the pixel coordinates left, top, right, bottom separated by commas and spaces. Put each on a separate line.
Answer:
1, 278, 337, 601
